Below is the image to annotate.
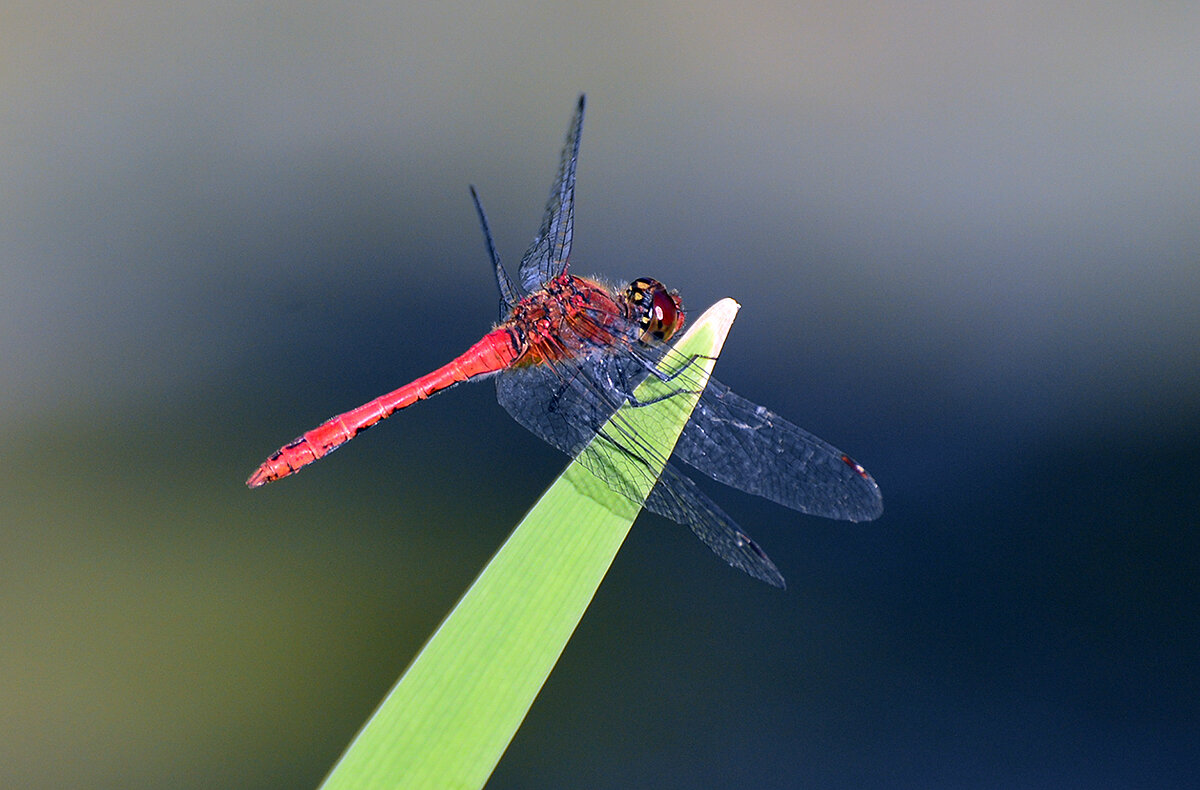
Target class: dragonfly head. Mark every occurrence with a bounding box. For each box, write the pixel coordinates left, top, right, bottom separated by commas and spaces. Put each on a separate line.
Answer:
625, 278, 686, 344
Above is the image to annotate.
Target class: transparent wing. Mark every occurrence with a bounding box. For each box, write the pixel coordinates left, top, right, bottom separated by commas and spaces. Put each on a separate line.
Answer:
645, 465, 785, 587
496, 349, 786, 587
496, 350, 650, 471
469, 185, 521, 318
675, 380, 884, 522
518, 95, 585, 292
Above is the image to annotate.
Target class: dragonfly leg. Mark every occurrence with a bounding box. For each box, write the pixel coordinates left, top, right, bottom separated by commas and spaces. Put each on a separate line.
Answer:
623, 351, 717, 407
638, 351, 718, 384
657, 352, 718, 382
626, 386, 702, 408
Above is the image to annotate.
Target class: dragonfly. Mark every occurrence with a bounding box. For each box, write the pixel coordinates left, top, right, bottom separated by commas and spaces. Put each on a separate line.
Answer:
247, 95, 882, 588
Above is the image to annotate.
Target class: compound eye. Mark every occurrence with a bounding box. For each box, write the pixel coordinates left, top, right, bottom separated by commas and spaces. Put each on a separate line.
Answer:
627, 278, 686, 344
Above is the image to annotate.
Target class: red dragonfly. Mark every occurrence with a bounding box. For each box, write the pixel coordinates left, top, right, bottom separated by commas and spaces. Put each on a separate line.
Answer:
248, 96, 882, 587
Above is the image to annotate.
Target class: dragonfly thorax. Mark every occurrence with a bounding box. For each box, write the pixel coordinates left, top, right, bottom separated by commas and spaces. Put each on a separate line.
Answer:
624, 278, 685, 345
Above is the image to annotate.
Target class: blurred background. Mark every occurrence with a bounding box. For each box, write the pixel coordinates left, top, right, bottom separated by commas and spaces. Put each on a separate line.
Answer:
3, 2, 1197, 788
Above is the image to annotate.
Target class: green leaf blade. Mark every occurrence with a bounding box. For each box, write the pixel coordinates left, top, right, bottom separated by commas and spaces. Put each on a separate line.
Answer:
319, 298, 740, 790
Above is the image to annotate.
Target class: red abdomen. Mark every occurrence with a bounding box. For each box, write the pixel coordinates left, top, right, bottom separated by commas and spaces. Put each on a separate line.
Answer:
246, 327, 522, 487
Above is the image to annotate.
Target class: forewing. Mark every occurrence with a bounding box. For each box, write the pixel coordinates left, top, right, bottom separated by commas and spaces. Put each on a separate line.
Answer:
469, 185, 521, 318
673, 379, 884, 522
518, 95, 585, 292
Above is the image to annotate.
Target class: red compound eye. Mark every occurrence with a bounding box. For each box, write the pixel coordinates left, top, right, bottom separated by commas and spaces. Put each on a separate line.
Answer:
627, 277, 686, 343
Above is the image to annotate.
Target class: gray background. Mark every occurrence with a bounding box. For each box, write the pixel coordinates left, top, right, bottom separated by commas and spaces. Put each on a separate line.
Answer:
3, 2, 1197, 788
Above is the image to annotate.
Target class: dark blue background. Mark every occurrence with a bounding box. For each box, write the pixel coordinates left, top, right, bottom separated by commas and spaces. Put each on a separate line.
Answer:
3, 4, 1197, 788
